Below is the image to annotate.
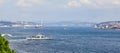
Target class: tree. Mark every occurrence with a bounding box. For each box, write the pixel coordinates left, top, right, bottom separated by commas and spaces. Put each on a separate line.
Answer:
0, 34, 16, 53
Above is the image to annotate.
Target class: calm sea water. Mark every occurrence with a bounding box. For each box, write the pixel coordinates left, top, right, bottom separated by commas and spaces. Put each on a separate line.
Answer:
1, 27, 120, 53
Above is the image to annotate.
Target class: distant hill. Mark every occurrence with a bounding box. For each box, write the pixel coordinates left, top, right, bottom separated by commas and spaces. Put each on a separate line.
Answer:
0, 21, 39, 27
0, 21, 96, 27
0, 21, 36, 25
0, 21, 16, 25
94, 21, 120, 29
44, 22, 95, 27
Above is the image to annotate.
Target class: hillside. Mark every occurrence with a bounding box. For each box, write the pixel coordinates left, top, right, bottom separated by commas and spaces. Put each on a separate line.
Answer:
0, 34, 16, 53
94, 21, 120, 29
0, 21, 39, 27
0, 21, 36, 25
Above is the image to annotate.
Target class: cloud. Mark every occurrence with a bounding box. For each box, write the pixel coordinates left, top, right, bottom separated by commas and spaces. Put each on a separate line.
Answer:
17, 0, 45, 7
91, 0, 120, 8
80, 0, 92, 4
65, 0, 120, 8
0, 0, 4, 4
65, 0, 81, 8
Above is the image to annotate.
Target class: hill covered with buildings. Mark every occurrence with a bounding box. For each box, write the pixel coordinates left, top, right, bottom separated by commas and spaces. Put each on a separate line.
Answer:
94, 21, 120, 29
0, 21, 41, 27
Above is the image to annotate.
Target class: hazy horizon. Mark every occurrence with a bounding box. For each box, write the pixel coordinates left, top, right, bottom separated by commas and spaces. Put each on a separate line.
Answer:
0, 0, 120, 23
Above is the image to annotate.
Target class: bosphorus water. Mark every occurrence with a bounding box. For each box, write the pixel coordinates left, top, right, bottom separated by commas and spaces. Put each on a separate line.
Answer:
0, 27, 120, 53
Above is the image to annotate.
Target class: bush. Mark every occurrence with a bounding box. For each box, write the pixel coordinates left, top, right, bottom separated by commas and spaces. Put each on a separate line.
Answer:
0, 34, 16, 53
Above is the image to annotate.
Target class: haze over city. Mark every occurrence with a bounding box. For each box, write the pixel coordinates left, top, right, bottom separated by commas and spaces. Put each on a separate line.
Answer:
0, 0, 120, 23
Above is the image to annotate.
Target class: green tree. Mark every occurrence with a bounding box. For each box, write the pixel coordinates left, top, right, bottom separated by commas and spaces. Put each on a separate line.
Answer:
0, 34, 16, 53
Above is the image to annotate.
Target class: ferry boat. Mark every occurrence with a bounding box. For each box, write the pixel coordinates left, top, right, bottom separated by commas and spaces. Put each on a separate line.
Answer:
26, 34, 51, 40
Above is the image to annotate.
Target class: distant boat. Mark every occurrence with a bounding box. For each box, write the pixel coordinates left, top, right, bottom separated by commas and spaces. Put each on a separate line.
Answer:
35, 24, 43, 28
35, 20, 43, 28
26, 34, 51, 40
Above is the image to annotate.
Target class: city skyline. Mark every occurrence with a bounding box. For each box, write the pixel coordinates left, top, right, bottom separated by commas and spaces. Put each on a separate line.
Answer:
0, 0, 120, 23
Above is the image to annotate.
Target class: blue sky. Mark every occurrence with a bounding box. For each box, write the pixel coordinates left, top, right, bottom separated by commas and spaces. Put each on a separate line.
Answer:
0, 0, 120, 23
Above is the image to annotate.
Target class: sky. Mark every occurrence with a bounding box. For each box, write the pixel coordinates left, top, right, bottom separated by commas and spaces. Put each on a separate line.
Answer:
0, 0, 120, 23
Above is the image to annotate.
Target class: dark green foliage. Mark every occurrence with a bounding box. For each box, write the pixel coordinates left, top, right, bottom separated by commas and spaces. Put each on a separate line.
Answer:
0, 34, 16, 53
